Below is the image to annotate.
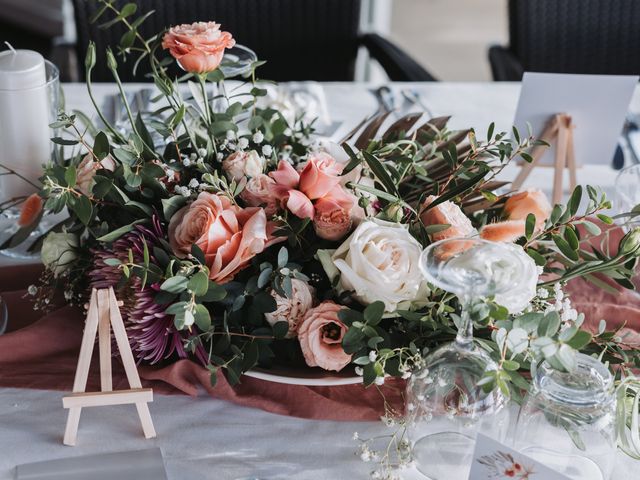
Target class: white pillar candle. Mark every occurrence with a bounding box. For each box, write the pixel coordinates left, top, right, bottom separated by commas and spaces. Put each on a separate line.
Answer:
0, 48, 51, 203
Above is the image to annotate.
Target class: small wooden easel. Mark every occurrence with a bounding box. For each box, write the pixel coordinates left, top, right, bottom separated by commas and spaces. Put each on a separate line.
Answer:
512, 113, 578, 204
62, 287, 156, 446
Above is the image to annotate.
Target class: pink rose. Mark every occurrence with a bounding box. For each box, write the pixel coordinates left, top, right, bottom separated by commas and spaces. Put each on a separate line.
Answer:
240, 174, 278, 216
268, 153, 344, 219
298, 301, 352, 372
168, 192, 280, 283
313, 188, 358, 241
264, 279, 316, 337
297, 152, 343, 199
76, 153, 116, 196
162, 22, 235, 74
504, 189, 552, 230
222, 150, 265, 181
420, 195, 475, 241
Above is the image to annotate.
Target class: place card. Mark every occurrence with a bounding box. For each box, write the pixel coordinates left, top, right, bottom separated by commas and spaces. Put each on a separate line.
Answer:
15, 447, 168, 480
469, 434, 572, 480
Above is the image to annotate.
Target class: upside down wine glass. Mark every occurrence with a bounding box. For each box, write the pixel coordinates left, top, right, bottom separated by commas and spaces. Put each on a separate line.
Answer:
407, 238, 533, 479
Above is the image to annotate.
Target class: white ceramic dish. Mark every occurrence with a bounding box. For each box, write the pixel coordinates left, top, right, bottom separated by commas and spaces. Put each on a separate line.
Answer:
244, 365, 362, 386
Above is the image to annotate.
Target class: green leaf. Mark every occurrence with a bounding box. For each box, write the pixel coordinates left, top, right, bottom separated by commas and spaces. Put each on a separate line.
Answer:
277, 247, 288, 268
72, 195, 92, 225
162, 196, 188, 221
564, 226, 579, 250
567, 185, 582, 216
363, 301, 385, 326
64, 165, 77, 187
342, 328, 366, 354
96, 220, 144, 242
362, 151, 398, 195
538, 311, 561, 337
93, 131, 110, 160
120, 3, 137, 17
553, 234, 579, 261
525, 213, 536, 239
51, 137, 78, 146
502, 360, 520, 371
160, 275, 189, 293
273, 321, 289, 339
103, 258, 121, 267
198, 282, 227, 302
565, 330, 592, 350
582, 221, 602, 236
193, 304, 211, 330
526, 248, 546, 266
597, 213, 614, 225
188, 271, 209, 296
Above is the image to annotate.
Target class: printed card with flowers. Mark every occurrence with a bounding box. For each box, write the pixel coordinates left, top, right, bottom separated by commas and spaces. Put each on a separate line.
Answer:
469, 434, 571, 480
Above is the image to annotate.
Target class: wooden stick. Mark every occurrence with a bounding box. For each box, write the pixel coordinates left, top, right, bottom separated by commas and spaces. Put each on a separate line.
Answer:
107, 288, 156, 439
63, 388, 153, 409
566, 125, 578, 192
553, 115, 570, 204
512, 116, 560, 191
63, 289, 100, 446
97, 289, 112, 392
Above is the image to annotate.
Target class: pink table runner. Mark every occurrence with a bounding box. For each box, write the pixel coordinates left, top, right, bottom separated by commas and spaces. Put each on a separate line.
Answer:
2, 228, 639, 421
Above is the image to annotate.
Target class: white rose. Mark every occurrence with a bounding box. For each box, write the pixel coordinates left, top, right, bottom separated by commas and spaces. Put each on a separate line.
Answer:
41, 232, 78, 277
493, 243, 538, 313
325, 219, 425, 312
222, 150, 265, 180
264, 279, 315, 337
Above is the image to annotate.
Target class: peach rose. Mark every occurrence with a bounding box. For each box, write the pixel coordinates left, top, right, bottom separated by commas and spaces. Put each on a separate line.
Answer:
264, 279, 315, 338
268, 153, 344, 219
297, 152, 343, 199
162, 22, 235, 74
504, 189, 551, 230
420, 195, 475, 241
313, 189, 357, 241
76, 153, 116, 196
241, 174, 278, 216
18, 193, 43, 227
168, 192, 279, 283
480, 220, 526, 242
222, 150, 265, 181
298, 301, 352, 371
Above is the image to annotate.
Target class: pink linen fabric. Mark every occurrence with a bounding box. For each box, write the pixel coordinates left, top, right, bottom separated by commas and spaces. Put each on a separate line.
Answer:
1, 223, 638, 420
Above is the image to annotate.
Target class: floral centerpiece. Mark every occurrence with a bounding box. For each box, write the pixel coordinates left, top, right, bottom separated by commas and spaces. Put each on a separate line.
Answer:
4, 3, 640, 469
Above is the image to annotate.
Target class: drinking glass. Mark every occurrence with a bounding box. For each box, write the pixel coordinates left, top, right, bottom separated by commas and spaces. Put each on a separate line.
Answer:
614, 164, 640, 293
0, 59, 61, 259
513, 353, 617, 480
407, 238, 532, 479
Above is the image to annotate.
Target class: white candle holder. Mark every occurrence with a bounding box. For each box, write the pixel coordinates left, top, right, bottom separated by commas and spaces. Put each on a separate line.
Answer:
0, 59, 61, 259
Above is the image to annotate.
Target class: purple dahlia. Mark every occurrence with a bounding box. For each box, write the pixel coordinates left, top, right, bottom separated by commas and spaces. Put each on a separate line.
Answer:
89, 215, 207, 365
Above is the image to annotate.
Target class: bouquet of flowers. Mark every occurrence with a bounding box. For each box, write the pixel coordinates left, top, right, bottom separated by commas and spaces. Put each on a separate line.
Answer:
5, 2, 640, 406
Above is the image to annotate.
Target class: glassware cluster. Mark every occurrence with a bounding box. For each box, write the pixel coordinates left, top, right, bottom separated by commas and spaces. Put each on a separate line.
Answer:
408, 237, 618, 480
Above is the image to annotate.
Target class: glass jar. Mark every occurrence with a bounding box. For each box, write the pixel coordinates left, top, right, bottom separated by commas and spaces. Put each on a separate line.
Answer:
513, 353, 617, 480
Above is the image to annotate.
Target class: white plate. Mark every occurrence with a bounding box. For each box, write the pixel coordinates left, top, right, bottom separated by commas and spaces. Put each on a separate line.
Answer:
244, 365, 362, 386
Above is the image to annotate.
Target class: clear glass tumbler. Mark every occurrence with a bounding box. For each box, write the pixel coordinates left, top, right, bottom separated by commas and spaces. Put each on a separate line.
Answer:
513, 353, 617, 480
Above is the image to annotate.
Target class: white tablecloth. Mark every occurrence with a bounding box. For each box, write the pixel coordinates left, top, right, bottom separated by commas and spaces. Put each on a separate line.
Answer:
1, 82, 639, 479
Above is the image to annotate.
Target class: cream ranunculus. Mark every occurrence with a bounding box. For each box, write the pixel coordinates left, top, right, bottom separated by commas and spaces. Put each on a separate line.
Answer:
222, 150, 265, 180
493, 243, 539, 313
327, 219, 425, 312
264, 278, 315, 337
41, 232, 78, 277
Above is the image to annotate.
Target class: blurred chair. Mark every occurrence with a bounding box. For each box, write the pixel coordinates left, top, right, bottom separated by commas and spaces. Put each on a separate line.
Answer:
72, 0, 436, 82
489, 0, 640, 81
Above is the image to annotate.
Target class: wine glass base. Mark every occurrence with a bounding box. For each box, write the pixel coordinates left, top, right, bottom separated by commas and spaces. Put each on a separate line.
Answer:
413, 431, 474, 479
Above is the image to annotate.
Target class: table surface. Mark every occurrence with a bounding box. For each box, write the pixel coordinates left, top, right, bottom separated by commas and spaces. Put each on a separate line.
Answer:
1, 82, 639, 479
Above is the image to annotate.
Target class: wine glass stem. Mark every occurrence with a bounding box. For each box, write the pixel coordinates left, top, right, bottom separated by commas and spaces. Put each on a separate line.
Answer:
455, 295, 473, 348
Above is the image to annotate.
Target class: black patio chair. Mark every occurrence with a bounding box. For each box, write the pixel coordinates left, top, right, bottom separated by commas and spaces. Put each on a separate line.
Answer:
489, 0, 640, 81
72, 0, 437, 82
